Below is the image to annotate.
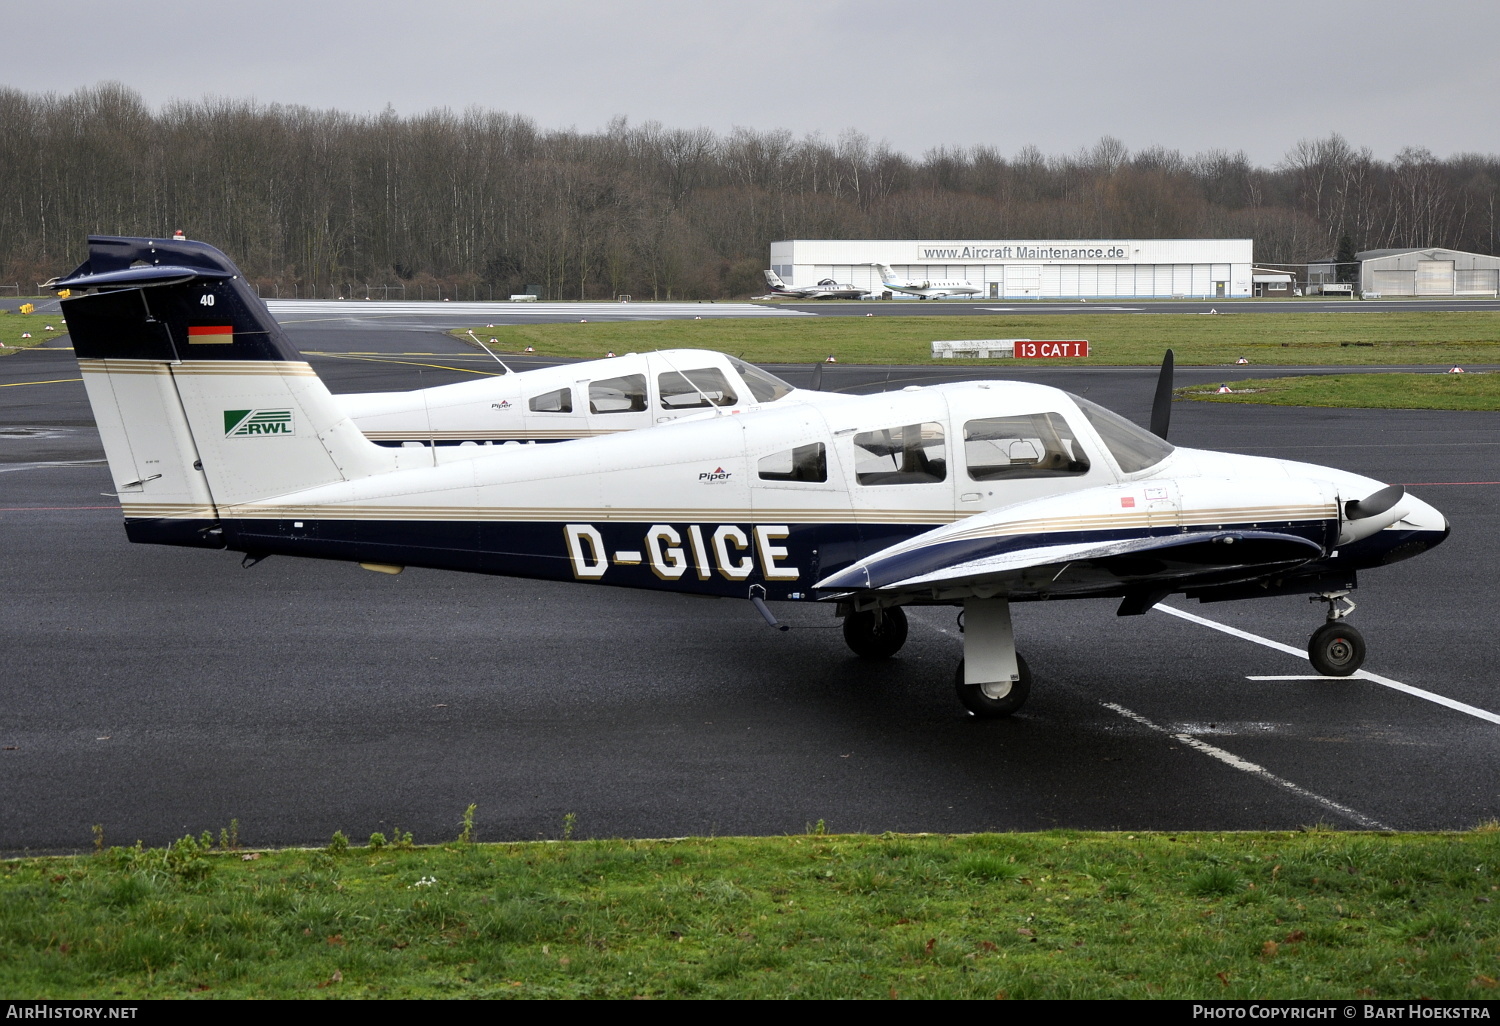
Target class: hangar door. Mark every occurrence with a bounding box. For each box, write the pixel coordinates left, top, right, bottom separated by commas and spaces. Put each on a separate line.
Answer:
1416, 260, 1455, 296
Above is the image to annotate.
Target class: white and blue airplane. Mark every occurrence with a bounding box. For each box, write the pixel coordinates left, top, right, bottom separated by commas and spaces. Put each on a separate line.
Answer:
50, 236, 1449, 717
873, 262, 983, 299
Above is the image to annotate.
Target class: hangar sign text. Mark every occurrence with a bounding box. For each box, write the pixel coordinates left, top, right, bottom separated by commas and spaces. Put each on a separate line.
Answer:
918, 244, 1130, 261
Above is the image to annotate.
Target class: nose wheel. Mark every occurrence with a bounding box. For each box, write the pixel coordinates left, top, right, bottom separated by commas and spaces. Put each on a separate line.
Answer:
1308, 591, 1366, 676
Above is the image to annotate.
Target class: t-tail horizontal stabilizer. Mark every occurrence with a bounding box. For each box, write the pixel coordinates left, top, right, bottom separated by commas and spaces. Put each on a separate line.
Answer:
53, 236, 393, 544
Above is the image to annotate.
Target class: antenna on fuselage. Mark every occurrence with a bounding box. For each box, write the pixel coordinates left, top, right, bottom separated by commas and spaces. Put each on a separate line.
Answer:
1150, 349, 1175, 440
654, 349, 720, 411
465, 331, 513, 375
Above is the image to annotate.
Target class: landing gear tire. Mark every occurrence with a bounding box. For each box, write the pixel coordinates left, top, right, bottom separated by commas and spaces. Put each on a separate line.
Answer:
954, 653, 1032, 718
1308, 621, 1366, 676
842, 606, 909, 659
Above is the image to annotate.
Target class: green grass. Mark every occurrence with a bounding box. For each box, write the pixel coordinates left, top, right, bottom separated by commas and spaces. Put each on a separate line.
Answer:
6, 827, 1500, 998
457, 312, 1500, 366
1179, 372, 1500, 411
0, 308, 63, 355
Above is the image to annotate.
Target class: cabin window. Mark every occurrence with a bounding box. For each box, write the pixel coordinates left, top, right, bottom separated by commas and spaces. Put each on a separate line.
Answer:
853, 423, 946, 485
758, 442, 828, 482
528, 387, 572, 413
728, 356, 796, 403
659, 368, 738, 409
1069, 394, 1175, 474
963, 413, 1090, 481
588, 374, 648, 414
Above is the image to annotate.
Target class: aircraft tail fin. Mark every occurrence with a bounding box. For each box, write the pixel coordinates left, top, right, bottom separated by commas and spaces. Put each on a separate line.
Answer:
55, 235, 392, 544
873, 262, 899, 283
763, 269, 787, 289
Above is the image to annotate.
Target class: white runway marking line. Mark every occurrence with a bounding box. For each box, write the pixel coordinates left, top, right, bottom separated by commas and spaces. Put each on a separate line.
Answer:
1155, 603, 1500, 727
1101, 701, 1391, 830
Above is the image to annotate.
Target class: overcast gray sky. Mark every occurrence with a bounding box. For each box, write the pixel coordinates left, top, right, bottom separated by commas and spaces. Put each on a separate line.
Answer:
8, 0, 1498, 166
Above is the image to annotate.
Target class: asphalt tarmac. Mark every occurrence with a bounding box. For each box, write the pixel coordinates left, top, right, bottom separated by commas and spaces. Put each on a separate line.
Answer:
2, 311, 1497, 854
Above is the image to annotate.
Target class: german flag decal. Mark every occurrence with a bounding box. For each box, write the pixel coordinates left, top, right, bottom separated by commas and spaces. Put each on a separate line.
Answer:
188, 325, 234, 344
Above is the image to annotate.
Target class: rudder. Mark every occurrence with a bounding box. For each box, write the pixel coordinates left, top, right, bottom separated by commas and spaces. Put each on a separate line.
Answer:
55, 236, 393, 544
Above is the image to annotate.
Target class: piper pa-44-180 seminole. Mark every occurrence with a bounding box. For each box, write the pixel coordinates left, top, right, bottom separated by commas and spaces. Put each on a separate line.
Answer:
51, 236, 1450, 717
339, 348, 829, 448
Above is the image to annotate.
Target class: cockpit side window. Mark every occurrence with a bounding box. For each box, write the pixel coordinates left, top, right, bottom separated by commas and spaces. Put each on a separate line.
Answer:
528, 387, 572, 413
659, 368, 738, 409
853, 422, 946, 485
964, 413, 1090, 481
1069, 394, 1175, 474
727, 356, 796, 403
588, 374, 648, 414
758, 442, 827, 482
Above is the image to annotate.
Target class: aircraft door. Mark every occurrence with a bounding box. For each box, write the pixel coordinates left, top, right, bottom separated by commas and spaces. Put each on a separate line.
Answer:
652, 360, 741, 423
951, 399, 1099, 514
519, 383, 591, 444
583, 372, 651, 432
750, 413, 853, 597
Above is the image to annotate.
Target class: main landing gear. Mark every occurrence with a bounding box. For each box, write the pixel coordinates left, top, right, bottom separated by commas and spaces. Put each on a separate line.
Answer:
1308, 591, 1366, 677
839, 598, 1031, 719
953, 598, 1030, 718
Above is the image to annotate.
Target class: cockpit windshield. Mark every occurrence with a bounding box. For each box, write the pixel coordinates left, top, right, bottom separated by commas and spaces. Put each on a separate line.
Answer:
728, 356, 796, 404
1068, 393, 1175, 474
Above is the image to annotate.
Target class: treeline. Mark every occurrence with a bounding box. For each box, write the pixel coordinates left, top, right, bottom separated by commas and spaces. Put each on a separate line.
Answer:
2, 83, 1497, 299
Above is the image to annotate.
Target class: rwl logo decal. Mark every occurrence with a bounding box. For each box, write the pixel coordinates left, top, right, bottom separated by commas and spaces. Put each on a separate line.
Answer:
224, 409, 294, 436
699, 466, 732, 484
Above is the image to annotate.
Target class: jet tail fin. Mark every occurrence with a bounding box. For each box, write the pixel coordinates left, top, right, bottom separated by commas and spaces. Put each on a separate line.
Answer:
56, 236, 392, 543
763, 269, 787, 289
873, 262, 898, 283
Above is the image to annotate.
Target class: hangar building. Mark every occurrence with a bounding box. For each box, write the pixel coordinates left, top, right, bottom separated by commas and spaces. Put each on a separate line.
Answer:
1358, 247, 1500, 297
768, 239, 1254, 299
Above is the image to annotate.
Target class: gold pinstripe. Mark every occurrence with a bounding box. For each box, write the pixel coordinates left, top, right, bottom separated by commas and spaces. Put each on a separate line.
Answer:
79, 359, 318, 377
362, 428, 627, 440
119, 500, 1336, 534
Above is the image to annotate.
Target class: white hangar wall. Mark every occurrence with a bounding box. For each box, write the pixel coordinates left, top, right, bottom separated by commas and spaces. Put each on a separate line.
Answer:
1358, 248, 1500, 297
769, 239, 1254, 298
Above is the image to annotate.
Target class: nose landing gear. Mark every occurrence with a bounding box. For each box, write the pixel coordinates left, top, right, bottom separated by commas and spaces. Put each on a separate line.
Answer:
1308, 591, 1365, 676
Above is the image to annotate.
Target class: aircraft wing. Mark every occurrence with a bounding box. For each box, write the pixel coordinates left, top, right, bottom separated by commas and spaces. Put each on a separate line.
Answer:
814, 479, 1335, 602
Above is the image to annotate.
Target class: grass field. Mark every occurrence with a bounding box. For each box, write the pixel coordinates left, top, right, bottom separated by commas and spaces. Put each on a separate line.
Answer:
5, 827, 1499, 999
1178, 373, 1500, 411
0, 309, 62, 354
457, 312, 1500, 366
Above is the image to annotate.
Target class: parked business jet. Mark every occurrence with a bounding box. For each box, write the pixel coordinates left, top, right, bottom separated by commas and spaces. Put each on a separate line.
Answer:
762, 269, 868, 300
339, 349, 826, 447
873, 262, 982, 299
51, 236, 1449, 717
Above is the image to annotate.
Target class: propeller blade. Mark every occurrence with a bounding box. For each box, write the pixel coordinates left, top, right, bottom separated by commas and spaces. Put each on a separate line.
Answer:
1149, 349, 1175, 439
810, 360, 824, 391
1345, 484, 1405, 521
